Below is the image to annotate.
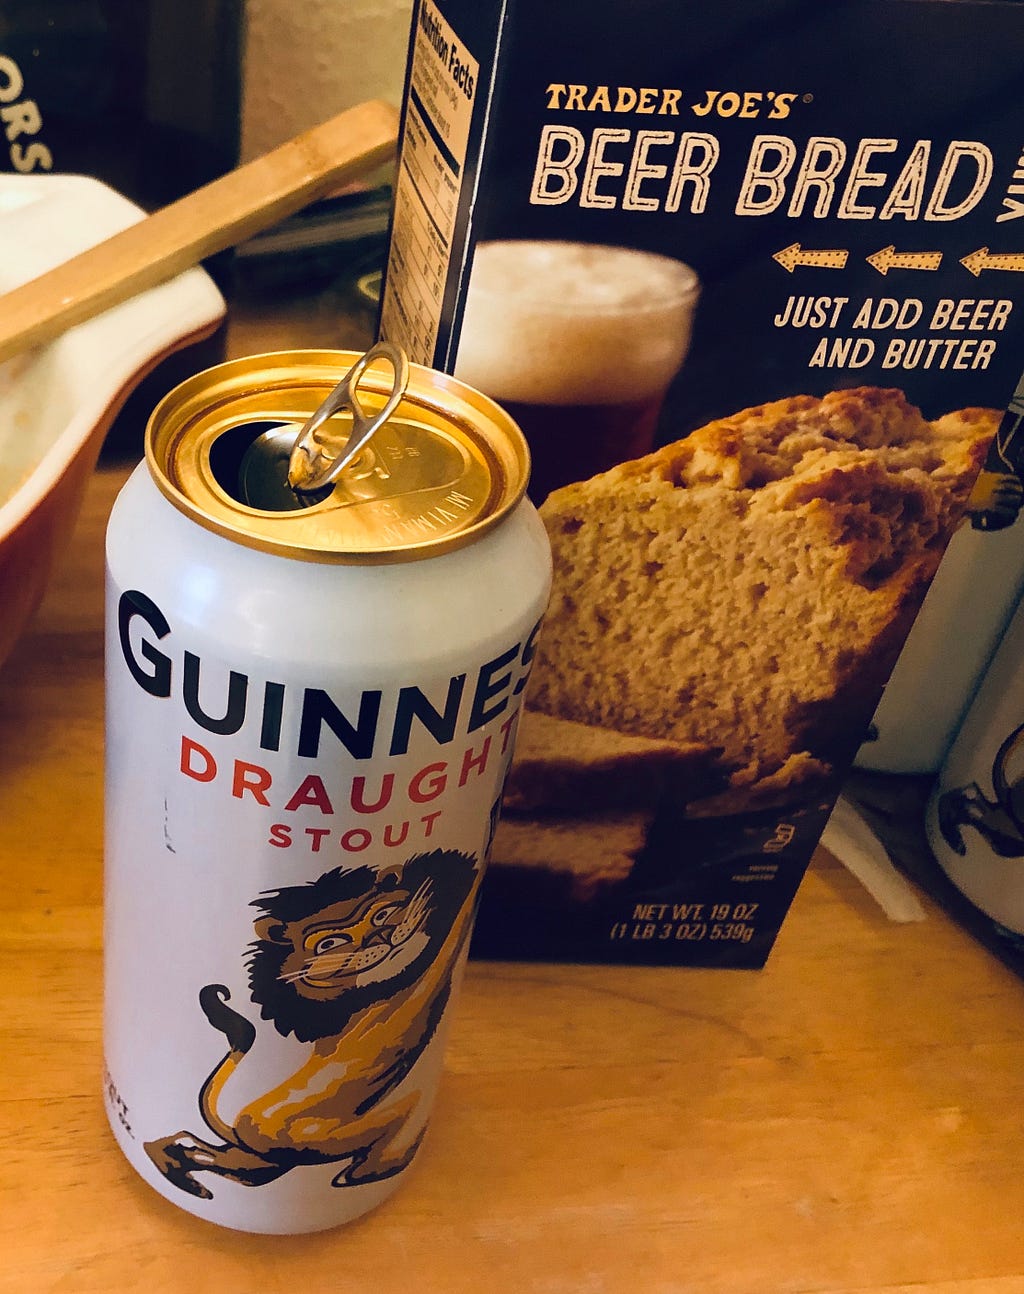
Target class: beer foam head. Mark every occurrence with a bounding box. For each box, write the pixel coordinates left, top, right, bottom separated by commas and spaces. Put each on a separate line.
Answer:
454, 241, 699, 406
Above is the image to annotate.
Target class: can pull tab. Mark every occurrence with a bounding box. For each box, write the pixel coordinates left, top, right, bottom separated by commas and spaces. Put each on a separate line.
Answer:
288, 342, 410, 493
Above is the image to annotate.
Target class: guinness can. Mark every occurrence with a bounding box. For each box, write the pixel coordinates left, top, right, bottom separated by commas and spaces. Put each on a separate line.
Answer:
103, 347, 551, 1233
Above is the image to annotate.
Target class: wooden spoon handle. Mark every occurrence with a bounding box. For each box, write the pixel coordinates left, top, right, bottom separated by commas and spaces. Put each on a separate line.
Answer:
0, 99, 400, 364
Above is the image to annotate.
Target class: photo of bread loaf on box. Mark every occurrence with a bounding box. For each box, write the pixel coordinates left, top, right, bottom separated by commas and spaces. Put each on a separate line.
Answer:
482, 386, 997, 938
524, 386, 995, 811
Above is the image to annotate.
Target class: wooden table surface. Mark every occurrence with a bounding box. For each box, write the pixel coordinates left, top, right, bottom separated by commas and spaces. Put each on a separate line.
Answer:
3, 317, 1024, 1293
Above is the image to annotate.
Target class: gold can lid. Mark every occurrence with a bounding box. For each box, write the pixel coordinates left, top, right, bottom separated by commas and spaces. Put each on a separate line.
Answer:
145, 349, 531, 564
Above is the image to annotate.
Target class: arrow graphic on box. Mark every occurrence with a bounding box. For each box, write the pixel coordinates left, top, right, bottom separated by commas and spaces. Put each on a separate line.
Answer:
866, 245, 943, 275
961, 247, 1024, 277
772, 243, 849, 272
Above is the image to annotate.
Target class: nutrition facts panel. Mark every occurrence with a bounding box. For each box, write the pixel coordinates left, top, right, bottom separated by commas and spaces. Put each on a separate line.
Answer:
379, 1, 480, 366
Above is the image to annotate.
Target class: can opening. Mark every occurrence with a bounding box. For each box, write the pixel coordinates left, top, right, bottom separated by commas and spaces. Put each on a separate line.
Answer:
208, 422, 334, 511
145, 349, 530, 558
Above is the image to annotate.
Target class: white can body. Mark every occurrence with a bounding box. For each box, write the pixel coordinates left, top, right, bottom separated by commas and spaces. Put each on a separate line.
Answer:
857, 515, 1024, 774
925, 588, 1024, 933
104, 461, 551, 1233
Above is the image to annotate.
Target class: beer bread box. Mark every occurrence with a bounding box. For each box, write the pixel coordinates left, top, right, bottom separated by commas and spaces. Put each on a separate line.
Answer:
379, 0, 1024, 966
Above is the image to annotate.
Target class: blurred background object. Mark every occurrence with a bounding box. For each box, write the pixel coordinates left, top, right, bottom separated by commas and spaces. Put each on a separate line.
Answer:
0, 0, 244, 452
235, 0, 410, 295
0, 0, 242, 206
0, 1, 413, 450
0, 172, 225, 675
242, 0, 412, 159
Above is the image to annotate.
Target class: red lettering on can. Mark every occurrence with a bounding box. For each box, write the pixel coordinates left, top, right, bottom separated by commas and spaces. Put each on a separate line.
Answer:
284, 775, 335, 814
180, 736, 216, 783
232, 761, 272, 804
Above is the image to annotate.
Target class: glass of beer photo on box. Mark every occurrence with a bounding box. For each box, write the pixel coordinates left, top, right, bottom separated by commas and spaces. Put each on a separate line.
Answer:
453, 240, 700, 503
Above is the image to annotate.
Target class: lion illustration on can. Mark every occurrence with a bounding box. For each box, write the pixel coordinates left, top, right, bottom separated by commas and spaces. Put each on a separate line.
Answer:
935, 722, 1024, 859
143, 849, 479, 1200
